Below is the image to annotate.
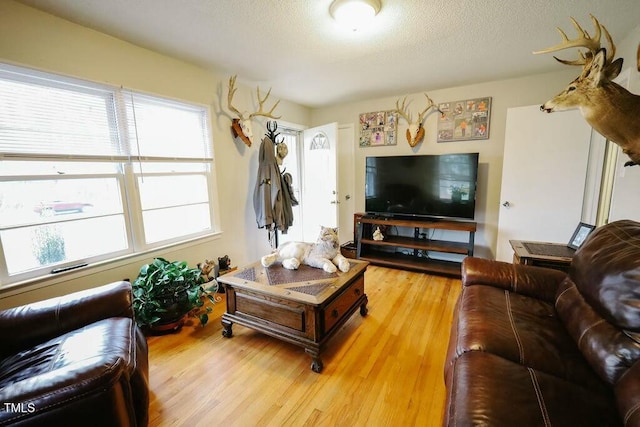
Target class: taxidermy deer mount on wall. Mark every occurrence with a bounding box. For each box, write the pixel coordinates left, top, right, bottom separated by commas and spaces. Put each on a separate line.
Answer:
394, 94, 440, 147
227, 75, 281, 147
534, 15, 640, 167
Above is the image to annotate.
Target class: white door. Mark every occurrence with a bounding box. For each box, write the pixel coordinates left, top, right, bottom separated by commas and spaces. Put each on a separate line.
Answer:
495, 105, 592, 262
302, 123, 339, 242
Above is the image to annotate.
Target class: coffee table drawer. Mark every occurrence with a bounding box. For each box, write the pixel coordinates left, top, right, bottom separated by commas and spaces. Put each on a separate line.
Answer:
323, 276, 365, 333
234, 292, 306, 333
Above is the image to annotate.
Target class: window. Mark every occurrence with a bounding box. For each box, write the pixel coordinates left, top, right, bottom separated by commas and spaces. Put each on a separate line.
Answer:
276, 127, 303, 243
0, 64, 218, 286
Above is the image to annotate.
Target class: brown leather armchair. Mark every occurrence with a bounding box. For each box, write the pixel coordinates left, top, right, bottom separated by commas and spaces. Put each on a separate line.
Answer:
0, 281, 149, 426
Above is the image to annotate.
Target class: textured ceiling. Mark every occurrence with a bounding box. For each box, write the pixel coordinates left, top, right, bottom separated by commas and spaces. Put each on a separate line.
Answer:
14, 0, 640, 108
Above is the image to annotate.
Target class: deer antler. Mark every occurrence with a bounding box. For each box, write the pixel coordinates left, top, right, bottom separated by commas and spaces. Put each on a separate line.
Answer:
227, 75, 246, 120
228, 75, 282, 120
394, 97, 413, 123
249, 86, 281, 120
533, 14, 616, 66
393, 94, 441, 147
396, 94, 440, 125
416, 94, 439, 124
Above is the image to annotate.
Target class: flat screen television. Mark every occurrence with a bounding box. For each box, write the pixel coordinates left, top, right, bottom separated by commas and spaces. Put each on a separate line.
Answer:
365, 153, 479, 220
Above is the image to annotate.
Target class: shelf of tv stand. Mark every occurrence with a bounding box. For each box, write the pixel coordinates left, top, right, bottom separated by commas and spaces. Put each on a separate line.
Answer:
354, 214, 476, 277
358, 251, 463, 276
359, 236, 471, 254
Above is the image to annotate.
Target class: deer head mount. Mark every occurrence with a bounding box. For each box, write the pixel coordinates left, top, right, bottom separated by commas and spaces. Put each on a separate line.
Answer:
227, 75, 281, 147
393, 94, 440, 147
534, 15, 640, 166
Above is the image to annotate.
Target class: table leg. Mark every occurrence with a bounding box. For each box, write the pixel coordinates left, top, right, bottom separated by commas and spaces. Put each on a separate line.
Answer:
305, 348, 323, 373
222, 318, 233, 338
360, 296, 369, 316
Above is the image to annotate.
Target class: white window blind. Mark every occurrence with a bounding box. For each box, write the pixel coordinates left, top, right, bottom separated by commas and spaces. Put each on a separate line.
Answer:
0, 66, 121, 159
122, 91, 212, 160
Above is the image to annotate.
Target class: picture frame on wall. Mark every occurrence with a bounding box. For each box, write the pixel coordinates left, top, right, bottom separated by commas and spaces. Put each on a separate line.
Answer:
359, 110, 398, 147
437, 97, 491, 142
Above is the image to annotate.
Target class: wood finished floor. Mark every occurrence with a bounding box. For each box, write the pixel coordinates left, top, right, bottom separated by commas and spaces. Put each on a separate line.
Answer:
146, 265, 461, 426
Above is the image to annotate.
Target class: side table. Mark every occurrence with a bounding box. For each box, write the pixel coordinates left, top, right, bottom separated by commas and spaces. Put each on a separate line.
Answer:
509, 240, 572, 272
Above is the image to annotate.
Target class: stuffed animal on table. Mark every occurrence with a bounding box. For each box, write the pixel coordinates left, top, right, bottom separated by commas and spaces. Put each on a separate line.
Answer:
261, 226, 350, 273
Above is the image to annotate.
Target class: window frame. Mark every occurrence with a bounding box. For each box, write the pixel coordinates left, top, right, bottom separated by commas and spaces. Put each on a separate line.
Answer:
0, 63, 220, 287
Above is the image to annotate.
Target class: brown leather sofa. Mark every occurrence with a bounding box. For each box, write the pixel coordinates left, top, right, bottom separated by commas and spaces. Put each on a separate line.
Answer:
0, 281, 149, 426
444, 219, 640, 426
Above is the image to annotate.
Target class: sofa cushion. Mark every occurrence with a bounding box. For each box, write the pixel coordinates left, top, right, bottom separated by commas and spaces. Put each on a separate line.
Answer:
570, 220, 640, 331
0, 317, 144, 425
446, 284, 609, 392
554, 220, 640, 386
445, 351, 620, 426
556, 278, 640, 386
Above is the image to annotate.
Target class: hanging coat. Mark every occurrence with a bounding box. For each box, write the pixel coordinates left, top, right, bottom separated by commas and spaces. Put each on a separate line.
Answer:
279, 171, 297, 233
253, 136, 294, 233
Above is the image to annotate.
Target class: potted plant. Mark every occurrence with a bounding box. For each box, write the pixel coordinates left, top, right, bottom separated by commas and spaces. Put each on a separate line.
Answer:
132, 257, 218, 333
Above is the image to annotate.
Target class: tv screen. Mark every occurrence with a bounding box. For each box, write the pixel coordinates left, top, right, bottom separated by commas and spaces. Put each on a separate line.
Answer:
365, 153, 479, 220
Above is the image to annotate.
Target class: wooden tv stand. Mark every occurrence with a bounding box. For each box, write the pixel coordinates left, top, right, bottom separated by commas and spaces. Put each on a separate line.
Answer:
354, 213, 476, 277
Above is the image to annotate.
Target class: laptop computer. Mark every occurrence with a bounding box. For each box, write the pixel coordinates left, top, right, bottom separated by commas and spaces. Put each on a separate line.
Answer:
522, 222, 596, 258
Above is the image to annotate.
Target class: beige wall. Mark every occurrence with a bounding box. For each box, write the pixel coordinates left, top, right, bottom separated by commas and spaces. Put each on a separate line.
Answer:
0, 1, 311, 308
311, 68, 578, 258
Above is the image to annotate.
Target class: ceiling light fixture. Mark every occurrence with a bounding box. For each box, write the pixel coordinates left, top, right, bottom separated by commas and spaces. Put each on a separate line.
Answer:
330, 0, 382, 32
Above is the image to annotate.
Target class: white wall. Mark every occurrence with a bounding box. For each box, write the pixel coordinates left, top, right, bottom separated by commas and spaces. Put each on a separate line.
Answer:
311, 69, 578, 259
0, 1, 311, 308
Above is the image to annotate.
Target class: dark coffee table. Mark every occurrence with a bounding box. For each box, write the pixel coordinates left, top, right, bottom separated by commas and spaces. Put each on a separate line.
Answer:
217, 259, 368, 372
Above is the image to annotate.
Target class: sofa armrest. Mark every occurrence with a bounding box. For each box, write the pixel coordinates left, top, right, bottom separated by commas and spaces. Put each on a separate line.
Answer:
616, 359, 640, 426
461, 257, 566, 302
0, 281, 134, 355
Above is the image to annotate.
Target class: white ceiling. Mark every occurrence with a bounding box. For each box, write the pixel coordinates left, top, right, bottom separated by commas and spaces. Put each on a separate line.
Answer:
15, 0, 640, 108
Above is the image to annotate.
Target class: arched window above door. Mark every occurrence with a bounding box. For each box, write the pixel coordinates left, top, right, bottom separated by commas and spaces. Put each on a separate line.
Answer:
310, 132, 329, 150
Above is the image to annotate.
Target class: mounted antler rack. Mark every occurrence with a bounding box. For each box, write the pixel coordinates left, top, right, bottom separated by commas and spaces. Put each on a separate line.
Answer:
227, 75, 282, 147
393, 93, 441, 147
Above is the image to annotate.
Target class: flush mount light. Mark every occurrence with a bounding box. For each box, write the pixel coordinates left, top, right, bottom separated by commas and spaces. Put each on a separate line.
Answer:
330, 0, 382, 31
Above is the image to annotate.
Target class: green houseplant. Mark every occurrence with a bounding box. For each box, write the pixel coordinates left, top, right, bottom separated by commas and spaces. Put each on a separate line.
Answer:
132, 257, 218, 333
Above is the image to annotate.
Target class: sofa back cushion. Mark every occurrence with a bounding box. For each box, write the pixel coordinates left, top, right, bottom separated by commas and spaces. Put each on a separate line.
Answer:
556, 220, 640, 385
571, 220, 640, 331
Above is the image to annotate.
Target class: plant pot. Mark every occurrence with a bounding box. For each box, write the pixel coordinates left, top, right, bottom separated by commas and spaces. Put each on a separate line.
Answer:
147, 315, 187, 335
156, 286, 191, 321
